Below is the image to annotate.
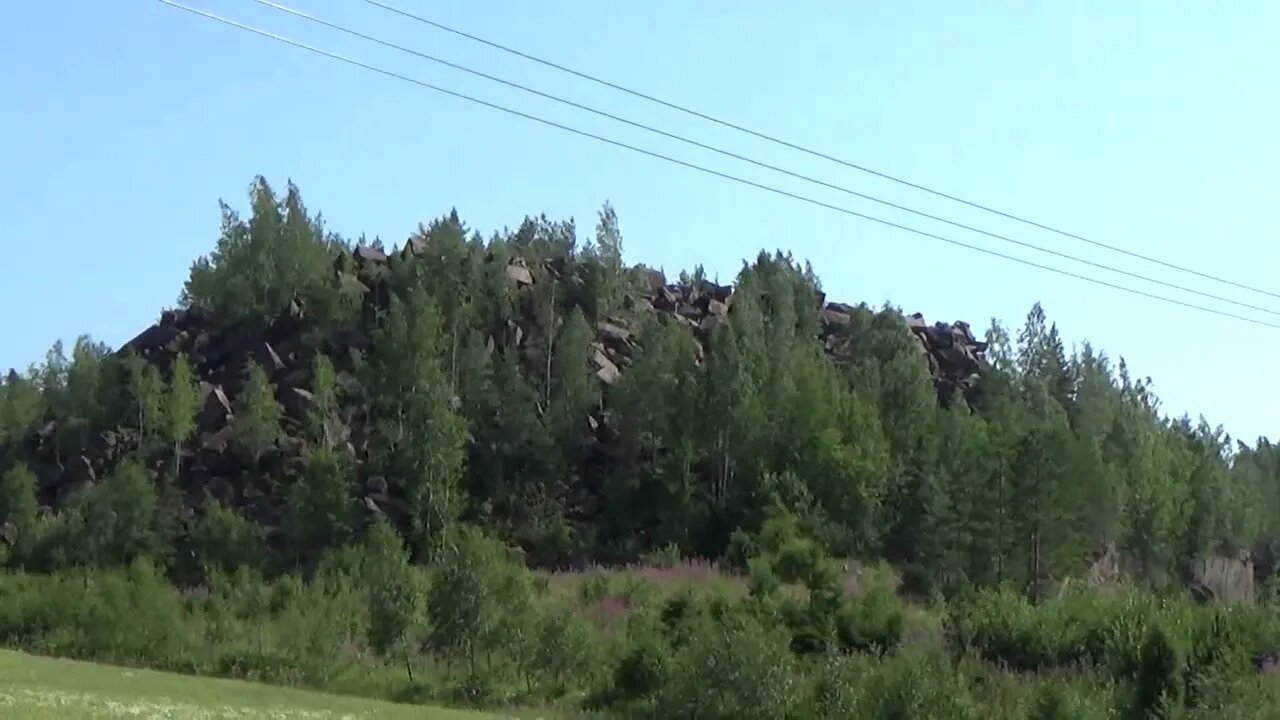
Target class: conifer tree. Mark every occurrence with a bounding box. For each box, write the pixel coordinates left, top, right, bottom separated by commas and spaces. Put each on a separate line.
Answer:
6, 185, 1278, 601
936, 398, 1001, 587
1009, 381, 1079, 601
1016, 302, 1074, 410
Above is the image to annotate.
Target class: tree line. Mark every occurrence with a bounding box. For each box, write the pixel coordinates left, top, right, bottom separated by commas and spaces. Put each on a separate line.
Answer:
0, 176, 1276, 600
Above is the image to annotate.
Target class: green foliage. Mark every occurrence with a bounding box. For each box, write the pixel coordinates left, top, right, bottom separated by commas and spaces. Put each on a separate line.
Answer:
182, 178, 348, 326
1029, 685, 1113, 720
14, 182, 1279, 598
1133, 624, 1185, 719
164, 353, 200, 471
516, 600, 602, 698
366, 285, 466, 561
653, 611, 801, 720
304, 354, 339, 446
187, 498, 264, 578
0, 463, 38, 535
125, 351, 167, 452
856, 647, 979, 719
361, 520, 425, 682
8, 181, 1280, 717
287, 445, 356, 566
0, 368, 45, 445
232, 362, 282, 464
58, 459, 165, 569
836, 578, 904, 655
427, 526, 533, 679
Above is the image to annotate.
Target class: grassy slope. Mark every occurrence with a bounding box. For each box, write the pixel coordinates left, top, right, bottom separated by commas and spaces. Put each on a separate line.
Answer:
0, 649, 518, 719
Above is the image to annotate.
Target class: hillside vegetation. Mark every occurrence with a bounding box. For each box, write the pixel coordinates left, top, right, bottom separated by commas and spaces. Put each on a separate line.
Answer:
1, 177, 1279, 717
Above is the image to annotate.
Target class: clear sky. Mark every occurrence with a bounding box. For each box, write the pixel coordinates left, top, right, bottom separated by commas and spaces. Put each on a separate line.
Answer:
2, 1, 1277, 443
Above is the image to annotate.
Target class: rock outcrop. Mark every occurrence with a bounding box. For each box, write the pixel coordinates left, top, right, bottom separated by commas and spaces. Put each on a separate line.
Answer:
10, 241, 990, 545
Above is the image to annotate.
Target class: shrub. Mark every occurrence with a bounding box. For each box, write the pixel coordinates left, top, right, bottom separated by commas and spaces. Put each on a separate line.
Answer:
857, 647, 978, 720
518, 600, 603, 698
1029, 683, 1113, 720
836, 579, 904, 655
653, 611, 801, 720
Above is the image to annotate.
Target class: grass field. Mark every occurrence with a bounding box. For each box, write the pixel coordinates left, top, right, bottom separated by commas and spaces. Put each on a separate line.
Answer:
0, 649, 517, 719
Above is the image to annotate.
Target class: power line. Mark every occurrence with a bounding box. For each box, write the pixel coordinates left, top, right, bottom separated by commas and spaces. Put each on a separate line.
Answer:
359, 0, 1280, 304
156, 0, 1280, 332
249, 0, 1280, 321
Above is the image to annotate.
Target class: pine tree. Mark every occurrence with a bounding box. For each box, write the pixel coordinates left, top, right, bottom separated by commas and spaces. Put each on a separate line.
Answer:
936, 398, 1001, 587
399, 213, 479, 389
1016, 303, 1073, 411
1009, 381, 1079, 602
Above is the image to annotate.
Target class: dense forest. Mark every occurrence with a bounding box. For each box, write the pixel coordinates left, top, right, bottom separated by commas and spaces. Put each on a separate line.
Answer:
2, 177, 1279, 717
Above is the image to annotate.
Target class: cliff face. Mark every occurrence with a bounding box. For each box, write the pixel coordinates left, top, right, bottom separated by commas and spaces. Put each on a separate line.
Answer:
14, 241, 990, 539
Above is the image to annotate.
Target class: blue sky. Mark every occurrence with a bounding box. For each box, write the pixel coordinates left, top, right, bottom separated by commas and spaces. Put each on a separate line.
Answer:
2, 1, 1277, 442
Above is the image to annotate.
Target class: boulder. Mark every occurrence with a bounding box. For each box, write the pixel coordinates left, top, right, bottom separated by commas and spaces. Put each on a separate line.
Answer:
354, 244, 388, 264
504, 261, 534, 286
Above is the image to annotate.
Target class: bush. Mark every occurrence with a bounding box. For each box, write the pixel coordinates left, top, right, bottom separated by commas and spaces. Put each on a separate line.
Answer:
809, 651, 870, 719
1029, 683, 1113, 720
518, 600, 603, 698
836, 579, 904, 655
428, 525, 534, 686
611, 631, 671, 704
857, 647, 979, 720
0, 560, 191, 668
653, 611, 801, 720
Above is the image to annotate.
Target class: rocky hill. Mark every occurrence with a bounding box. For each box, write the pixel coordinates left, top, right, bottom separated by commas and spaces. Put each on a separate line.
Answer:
9, 239, 988, 553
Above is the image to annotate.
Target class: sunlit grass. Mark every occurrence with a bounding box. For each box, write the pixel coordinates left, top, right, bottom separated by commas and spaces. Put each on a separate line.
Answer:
0, 649, 514, 719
